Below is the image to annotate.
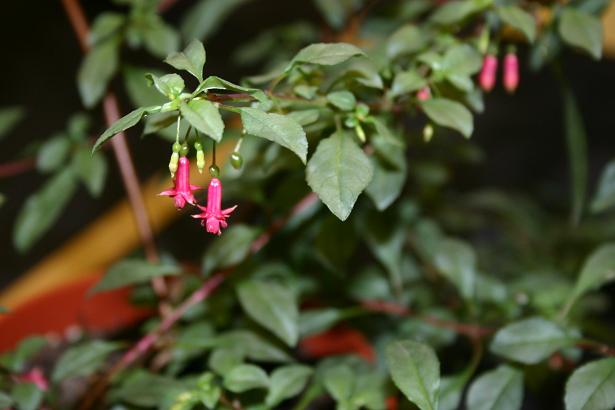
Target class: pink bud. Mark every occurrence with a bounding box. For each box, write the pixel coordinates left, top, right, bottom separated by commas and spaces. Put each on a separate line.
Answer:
159, 157, 201, 209
503, 52, 519, 94
416, 87, 431, 101
192, 178, 237, 235
479, 54, 498, 92
15, 367, 48, 391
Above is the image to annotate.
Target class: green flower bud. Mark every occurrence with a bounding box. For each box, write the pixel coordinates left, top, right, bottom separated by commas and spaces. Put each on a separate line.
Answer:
355, 103, 370, 119
194, 141, 203, 151
196, 149, 205, 173
355, 124, 366, 143
168, 152, 179, 176
209, 164, 220, 178
344, 116, 358, 128
180, 144, 189, 157
172, 142, 182, 153
423, 124, 434, 142
230, 152, 243, 170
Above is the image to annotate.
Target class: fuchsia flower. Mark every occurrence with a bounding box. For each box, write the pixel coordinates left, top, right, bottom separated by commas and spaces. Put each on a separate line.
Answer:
416, 87, 431, 101
192, 178, 237, 235
503, 52, 519, 93
15, 367, 48, 391
159, 157, 200, 209
479, 54, 498, 92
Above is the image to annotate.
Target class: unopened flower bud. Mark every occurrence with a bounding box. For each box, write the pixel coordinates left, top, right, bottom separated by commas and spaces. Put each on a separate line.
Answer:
197, 150, 205, 173
180, 144, 189, 157
168, 151, 179, 177
503, 52, 519, 94
479, 54, 498, 92
230, 152, 243, 170
355, 124, 366, 142
423, 124, 434, 142
209, 164, 220, 178
172, 142, 182, 153
416, 87, 431, 101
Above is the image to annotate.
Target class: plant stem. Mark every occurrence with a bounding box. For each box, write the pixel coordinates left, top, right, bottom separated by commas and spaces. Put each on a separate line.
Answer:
60, 0, 165, 297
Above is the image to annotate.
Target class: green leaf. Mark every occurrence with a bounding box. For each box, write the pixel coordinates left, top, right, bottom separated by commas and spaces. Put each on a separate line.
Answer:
562, 86, 588, 224
591, 160, 615, 213
559, 9, 603, 59
197, 76, 269, 105
266, 365, 313, 406
142, 19, 180, 59
366, 136, 407, 210
112, 370, 186, 407
11, 383, 42, 410
0, 391, 12, 408
0, 337, 46, 373
202, 225, 260, 275
52, 340, 120, 382
430, 0, 488, 24
288, 109, 320, 126
563, 243, 615, 317
316, 215, 357, 271
78, 39, 119, 108
490, 317, 576, 364
165, 40, 206, 81
93, 107, 148, 152
498, 6, 537, 42
181, 0, 252, 41
385, 340, 440, 410
92, 258, 181, 293
306, 131, 373, 221
13, 168, 78, 251
421, 98, 473, 138
442, 44, 482, 76
215, 330, 292, 363
197, 373, 221, 408
466, 365, 523, 410
313, 0, 357, 29
565, 358, 615, 410
147, 73, 185, 99
299, 308, 343, 337
73, 148, 107, 196
389, 70, 427, 98
240, 107, 307, 163
237, 279, 299, 347
180, 100, 224, 142
36, 135, 70, 173
223, 364, 269, 393
288, 43, 365, 70
433, 238, 476, 300
387, 25, 426, 59
0, 106, 25, 140
209, 347, 243, 375
364, 212, 406, 293
123, 66, 167, 108
89, 12, 125, 45
324, 365, 355, 403
327, 91, 356, 111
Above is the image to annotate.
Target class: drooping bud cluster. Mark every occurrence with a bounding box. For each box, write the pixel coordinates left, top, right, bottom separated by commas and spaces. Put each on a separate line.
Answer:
159, 134, 236, 235
478, 46, 520, 94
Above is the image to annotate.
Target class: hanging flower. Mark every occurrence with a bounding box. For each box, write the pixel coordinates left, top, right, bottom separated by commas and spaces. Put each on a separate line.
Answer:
192, 178, 237, 235
479, 54, 498, 92
416, 86, 431, 101
159, 156, 200, 209
503, 51, 519, 93
14, 367, 48, 391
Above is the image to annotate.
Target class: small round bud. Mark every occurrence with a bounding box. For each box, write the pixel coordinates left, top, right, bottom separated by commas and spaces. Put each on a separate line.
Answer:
423, 124, 434, 142
355, 103, 370, 119
209, 165, 220, 178
172, 142, 182, 153
194, 141, 203, 150
344, 116, 358, 128
355, 125, 366, 142
230, 152, 243, 170
180, 144, 189, 157
168, 152, 179, 176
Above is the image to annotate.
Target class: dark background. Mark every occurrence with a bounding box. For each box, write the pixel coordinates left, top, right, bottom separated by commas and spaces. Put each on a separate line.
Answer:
1, 0, 614, 289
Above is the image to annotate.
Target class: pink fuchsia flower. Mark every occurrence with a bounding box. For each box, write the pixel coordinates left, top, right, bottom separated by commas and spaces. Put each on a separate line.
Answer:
192, 178, 237, 235
479, 54, 498, 92
503, 52, 519, 93
416, 87, 431, 101
14, 367, 48, 391
159, 156, 200, 209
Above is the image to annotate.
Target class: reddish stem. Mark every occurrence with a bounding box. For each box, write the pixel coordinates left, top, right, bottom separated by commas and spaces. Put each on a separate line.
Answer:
0, 158, 35, 178
60, 0, 165, 296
